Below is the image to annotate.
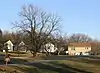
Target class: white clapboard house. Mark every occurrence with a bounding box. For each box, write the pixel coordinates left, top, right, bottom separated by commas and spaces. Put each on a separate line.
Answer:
40, 42, 57, 53
18, 41, 26, 52
3, 40, 14, 52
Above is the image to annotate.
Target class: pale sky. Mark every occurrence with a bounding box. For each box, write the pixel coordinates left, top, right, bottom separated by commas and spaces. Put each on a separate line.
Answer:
0, 0, 100, 39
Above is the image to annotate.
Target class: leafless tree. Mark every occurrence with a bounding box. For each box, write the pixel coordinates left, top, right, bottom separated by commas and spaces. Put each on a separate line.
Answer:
68, 33, 92, 43
0, 29, 2, 37
0, 29, 3, 51
90, 42, 100, 55
13, 4, 60, 56
53, 33, 68, 55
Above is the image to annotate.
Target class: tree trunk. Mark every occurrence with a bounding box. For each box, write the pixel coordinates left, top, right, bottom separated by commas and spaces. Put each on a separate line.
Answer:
58, 51, 60, 55
45, 52, 51, 56
18, 50, 20, 57
57, 48, 61, 55
5, 50, 8, 57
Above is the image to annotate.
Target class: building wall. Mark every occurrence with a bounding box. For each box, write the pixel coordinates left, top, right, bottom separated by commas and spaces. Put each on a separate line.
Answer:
7, 44, 13, 51
40, 43, 57, 53
7, 41, 13, 51
68, 46, 91, 55
3, 40, 14, 52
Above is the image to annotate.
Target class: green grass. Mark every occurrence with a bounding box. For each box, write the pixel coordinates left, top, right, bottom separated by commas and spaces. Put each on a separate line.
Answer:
57, 60, 100, 73
70, 58, 100, 65
0, 59, 100, 73
0, 53, 100, 73
0, 65, 59, 73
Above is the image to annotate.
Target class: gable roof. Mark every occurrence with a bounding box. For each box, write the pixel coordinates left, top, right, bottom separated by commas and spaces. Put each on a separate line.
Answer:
68, 42, 91, 47
19, 41, 25, 46
5, 40, 13, 46
68, 42, 100, 47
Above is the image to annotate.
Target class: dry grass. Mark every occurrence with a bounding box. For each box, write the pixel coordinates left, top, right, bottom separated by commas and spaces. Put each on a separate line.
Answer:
57, 60, 100, 73
0, 59, 100, 73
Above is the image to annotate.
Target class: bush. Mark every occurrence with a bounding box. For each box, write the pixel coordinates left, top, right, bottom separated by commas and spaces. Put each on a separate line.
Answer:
59, 51, 66, 55
52, 51, 66, 55
8, 51, 27, 54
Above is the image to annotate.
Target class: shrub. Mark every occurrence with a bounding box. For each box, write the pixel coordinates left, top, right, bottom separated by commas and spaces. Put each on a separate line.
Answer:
8, 51, 27, 54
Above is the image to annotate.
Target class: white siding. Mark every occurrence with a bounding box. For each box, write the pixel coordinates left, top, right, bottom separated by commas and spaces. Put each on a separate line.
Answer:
68, 46, 91, 55
41, 43, 57, 53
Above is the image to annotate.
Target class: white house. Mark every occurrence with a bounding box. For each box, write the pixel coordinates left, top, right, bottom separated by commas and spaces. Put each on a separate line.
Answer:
18, 41, 26, 52
3, 40, 14, 52
68, 42, 91, 56
41, 42, 57, 53
19, 41, 25, 46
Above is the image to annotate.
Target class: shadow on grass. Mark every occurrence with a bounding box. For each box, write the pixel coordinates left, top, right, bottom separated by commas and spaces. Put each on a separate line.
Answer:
0, 58, 28, 65
0, 60, 5, 64
71, 58, 100, 65
12, 65, 40, 73
26, 62, 92, 73
49, 62, 92, 73
10, 58, 28, 64
25, 67, 40, 73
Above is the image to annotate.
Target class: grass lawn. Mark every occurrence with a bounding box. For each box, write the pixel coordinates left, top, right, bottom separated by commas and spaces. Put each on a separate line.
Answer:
0, 59, 99, 73
0, 52, 100, 73
0, 51, 32, 57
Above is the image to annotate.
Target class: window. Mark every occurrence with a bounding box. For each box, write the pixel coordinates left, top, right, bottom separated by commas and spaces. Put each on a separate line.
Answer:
85, 47, 88, 49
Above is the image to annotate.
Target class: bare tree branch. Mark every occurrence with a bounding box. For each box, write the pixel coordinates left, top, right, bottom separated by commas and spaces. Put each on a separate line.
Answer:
13, 4, 61, 56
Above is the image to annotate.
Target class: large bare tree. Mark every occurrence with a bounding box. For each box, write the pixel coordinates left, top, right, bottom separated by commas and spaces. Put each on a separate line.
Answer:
68, 33, 92, 43
0, 29, 3, 51
13, 4, 60, 56
53, 33, 68, 55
